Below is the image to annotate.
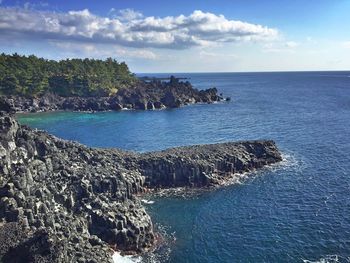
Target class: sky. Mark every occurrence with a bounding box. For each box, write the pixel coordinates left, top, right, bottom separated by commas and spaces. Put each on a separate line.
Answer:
0, 0, 350, 73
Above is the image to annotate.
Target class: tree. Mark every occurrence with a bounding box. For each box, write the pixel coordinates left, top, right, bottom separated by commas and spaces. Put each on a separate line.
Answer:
0, 53, 138, 97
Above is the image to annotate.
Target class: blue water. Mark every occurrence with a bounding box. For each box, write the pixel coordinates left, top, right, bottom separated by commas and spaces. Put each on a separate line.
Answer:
18, 72, 350, 262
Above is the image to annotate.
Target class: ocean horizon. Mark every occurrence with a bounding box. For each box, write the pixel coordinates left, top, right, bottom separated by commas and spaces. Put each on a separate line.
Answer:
137, 70, 350, 74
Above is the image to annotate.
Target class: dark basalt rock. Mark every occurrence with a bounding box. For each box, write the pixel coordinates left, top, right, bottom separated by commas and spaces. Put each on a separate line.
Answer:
138, 140, 282, 188
0, 114, 282, 262
0, 99, 14, 114
0, 77, 224, 113
0, 115, 153, 262
0, 223, 67, 263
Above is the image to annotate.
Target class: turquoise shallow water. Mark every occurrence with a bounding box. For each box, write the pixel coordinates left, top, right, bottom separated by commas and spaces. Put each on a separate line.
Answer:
18, 72, 350, 262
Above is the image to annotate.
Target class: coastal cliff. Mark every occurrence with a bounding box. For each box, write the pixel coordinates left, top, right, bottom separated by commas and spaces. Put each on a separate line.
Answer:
0, 114, 282, 262
0, 54, 226, 113
0, 77, 223, 113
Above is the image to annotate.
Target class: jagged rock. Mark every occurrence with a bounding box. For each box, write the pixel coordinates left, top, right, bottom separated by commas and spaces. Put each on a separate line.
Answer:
146, 101, 155, 110
138, 141, 282, 187
0, 114, 282, 262
0, 78, 224, 113
0, 98, 14, 113
153, 101, 164, 109
0, 222, 67, 263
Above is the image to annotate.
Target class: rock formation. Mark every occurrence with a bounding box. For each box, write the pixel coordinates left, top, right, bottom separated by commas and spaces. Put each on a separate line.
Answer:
0, 78, 223, 113
0, 113, 282, 262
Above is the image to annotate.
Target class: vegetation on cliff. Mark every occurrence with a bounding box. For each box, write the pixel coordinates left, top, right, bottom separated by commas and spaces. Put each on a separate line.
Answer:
0, 53, 137, 97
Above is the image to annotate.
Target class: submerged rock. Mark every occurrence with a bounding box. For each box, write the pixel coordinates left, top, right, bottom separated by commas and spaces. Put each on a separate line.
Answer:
0, 113, 282, 262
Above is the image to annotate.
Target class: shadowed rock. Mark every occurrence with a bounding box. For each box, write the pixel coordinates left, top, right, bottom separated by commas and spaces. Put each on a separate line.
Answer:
0, 222, 67, 263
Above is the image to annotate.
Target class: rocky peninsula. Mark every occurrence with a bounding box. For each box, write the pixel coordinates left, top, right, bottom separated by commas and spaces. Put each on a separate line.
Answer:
0, 54, 226, 113
0, 76, 223, 113
0, 113, 282, 262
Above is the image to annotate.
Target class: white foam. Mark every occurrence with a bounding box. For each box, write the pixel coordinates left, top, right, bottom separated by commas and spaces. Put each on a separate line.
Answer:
112, 251, 141, 263
302, 254, 348, 263
271, 151, 307, 173
141, 199, 155, 204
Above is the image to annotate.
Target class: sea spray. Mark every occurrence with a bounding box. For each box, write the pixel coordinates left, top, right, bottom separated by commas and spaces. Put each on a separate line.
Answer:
112, 252, 141, 263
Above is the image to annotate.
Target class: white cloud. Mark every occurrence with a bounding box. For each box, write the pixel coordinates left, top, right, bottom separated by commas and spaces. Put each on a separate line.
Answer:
50, 41, 159, 60
0, 7, 278, 50
118, 49, 158, 60
285, 41, 299, 48
262, 40, 300, 53
199, 50, 238, 59
115, 8, 143, 21
342, 41, 350, 49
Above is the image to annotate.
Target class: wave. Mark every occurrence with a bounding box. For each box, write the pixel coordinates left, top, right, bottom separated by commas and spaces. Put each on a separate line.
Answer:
224, 150, 307, 184
112, 252, 141, 263
276, 151, 308, 171
141, 199, 155, 204
302, 255, 350, 263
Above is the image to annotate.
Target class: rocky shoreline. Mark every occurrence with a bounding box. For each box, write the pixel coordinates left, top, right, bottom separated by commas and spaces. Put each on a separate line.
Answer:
0, 77, 225, 113
0, 113, 282, 262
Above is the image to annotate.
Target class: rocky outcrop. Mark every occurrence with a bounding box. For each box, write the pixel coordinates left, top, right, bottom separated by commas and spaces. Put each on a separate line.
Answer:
138, 141, 282, 188
0, 78, 224, 113
0, 113, 282, 262
0, 114, 153, 262
0, 222, 67, 263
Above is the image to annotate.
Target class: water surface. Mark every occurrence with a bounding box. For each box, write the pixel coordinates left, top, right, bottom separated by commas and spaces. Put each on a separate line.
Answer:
18, 72, 350, 262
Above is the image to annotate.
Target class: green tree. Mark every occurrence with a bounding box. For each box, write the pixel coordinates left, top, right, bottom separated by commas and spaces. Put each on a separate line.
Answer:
0, 53, 137, 97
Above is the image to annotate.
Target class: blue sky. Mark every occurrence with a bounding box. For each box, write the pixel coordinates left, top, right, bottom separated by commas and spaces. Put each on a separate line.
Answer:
0, 0, 349, 72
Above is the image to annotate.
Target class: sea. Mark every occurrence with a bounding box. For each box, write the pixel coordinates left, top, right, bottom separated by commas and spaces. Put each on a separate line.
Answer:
18, 72, 350, 263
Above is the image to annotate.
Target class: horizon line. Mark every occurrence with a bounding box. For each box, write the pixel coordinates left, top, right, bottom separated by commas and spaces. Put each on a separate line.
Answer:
136, 70, 350, 75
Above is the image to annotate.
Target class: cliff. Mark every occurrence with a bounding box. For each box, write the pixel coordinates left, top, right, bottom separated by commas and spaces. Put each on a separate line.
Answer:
0, 78, 223, 113
0, 113, 282, 262
0, 54, 226, 113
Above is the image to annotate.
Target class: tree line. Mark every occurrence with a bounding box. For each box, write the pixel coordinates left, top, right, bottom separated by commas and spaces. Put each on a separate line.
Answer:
0, 53, 137, 97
